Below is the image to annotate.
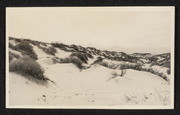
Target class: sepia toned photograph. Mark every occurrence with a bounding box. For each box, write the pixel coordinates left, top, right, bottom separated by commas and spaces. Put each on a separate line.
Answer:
6, 7, 174, 109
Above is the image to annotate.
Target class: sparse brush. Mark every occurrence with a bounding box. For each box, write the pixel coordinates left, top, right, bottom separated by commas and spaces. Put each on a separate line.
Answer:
9, 57, 45, 80
107, 70, 126, 81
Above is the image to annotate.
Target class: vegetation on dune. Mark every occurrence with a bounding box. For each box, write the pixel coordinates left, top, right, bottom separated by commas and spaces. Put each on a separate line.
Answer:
9, 51, 21, 62
9, 57, 45, 80
107, 70, 127, 81
70, 52, 89, 64
38, 45, 57, 56
98, 60, 169, 81
9, 37, 171, 81
51, 42, 73, 52
99, 61, 143, 70
52, 57, 84, 69
13, 41, 38, 60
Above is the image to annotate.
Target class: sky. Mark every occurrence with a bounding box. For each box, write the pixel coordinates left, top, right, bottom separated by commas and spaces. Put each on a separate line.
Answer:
6, 7, 174, 54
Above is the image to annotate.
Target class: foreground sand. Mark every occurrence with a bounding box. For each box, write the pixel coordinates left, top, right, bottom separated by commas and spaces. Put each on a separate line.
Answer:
8, 62, 170, 107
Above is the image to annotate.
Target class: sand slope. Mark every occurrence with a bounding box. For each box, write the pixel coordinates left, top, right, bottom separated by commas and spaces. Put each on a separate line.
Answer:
8, 63, 170, 107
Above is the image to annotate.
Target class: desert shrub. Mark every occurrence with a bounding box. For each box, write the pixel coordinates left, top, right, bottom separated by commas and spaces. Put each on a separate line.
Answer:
9, 57, 45, 80
70, 52, 88, 64
9, 51, 20, 62
14, 41, 37, 60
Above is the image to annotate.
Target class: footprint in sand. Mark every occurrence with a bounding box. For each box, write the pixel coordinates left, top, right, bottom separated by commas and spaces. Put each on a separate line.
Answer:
42, 95, 46, 101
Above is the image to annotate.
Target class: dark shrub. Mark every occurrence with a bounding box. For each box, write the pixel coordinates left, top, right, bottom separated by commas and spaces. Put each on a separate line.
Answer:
86, 53, 93, 59
120, 63, 142, 70
52, 56, 83, 69
9, 57, 45, 80
14, 41, 32, 52
69, 58, 83, 69
51, 42, 73, 52
39, 46, 57, 55
14, 41, 38, 60
51, 42, 67, 49
70, 52, 88, 64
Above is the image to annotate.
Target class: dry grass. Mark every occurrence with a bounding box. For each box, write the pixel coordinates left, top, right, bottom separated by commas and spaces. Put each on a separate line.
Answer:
38, 45, 57, 55
99, 60, 169, 81
13, 41, 38, 60
9, 57, 45, 80
52, 57, 84, 69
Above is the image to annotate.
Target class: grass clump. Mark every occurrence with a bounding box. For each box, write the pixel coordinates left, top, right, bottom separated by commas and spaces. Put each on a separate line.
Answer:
51, 42, 72, 52
52, 57, 84, 69
39, 45, 57, 55
14, 41, 38, 60
9, 57, 45, 80
99, 60, 169, 81
99, 61, 142, 71
70, 52, 88, 64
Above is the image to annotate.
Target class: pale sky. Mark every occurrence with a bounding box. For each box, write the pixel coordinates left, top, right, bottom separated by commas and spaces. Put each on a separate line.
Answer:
6, 7, 174, 54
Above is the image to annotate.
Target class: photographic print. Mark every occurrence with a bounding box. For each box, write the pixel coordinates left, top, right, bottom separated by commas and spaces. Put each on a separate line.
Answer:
6, 7, 174, 109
